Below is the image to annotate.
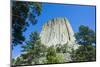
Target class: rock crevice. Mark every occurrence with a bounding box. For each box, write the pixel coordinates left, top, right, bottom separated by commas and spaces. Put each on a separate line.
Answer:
40, 17, 78, 50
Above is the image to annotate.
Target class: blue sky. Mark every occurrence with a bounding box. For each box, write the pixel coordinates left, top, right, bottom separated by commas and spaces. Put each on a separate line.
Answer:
12, 3, 96, 58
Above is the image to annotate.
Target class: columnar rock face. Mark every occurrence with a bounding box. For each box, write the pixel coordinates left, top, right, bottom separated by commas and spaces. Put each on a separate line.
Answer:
40, 17, 78, 50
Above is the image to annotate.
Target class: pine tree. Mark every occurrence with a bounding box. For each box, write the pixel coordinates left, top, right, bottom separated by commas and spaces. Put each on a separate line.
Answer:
12, 1, 42, 47
71, 25, 96, 62
14, 32, 47, 65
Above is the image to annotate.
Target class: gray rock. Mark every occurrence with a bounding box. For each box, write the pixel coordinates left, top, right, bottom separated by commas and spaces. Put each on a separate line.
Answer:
40, 17, 79, 50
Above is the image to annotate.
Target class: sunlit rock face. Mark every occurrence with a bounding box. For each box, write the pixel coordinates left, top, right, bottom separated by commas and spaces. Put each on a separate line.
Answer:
40, 17, 78, 50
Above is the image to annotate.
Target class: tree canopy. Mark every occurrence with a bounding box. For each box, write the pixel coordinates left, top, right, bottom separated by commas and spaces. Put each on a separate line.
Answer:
12, 32, 47, 65
12, 1, 42, 47
75, 25, 96, 45
71, 25, 96, 62
46, 46, 65, 64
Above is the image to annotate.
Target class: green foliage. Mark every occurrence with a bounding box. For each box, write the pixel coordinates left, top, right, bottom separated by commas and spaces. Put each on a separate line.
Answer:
55, 53, 65, 63
75, 25, 96, 45
46, 46, 65, 64
13, 57, 23, 65
46, 46, 57, 63
71, 25, 96, 62
12, 1, 42, 47
56, 44, 62, 53
61, 43, 68, 53
14, 42, 68, 65
13, 43, 67, 65
71, 45, 96, 61
13, 32, 47, 65
56, 43, 68, 53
